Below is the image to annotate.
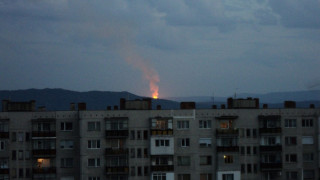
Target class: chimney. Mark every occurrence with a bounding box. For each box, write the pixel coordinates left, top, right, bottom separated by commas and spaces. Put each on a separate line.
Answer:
227, 98, 233, 109
263, 104, 268, 109
156, 105, 161, 110
284, 101, 296, 108
120, 98, 126, 110
221, 104, 226, 109
78, 102, 87, 111
70, 103, 75, 111
2, 100, 8, 112
143, 98, 152, 110
310, 104, 315, 109
114, 106, 118, 110
212, 105, 217, 109
107, 106, 112, 110
38, 106, 46, 111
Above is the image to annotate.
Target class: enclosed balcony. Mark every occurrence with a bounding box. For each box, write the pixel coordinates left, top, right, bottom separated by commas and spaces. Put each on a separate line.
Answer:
0, 132, 9, 139
33, 167, 56, 174
259, 115, 281, 134
216, 129, 239, 136
151, 165, 174, 172
105, 156, 129, 174
260, 153, 282, 170
0, 121, 9, 139
260, 163, 282, 170
150, 118, 173, 136
260, 145, 282, 152
32, 139, 56, 157
105, 118, 129, 139
32, 120, 56, 138
33, 149, 56, 157
216, 138, 239, 152
106, 166, 129, 174
151, 155, 174, 172
0, 168, 9, 174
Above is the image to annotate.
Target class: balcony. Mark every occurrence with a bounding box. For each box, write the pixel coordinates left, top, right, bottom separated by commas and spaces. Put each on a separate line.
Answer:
0, 132, 9, 139
260, 163, 282, 170
151, 165, 174, 172
216, 129, 239, 136
106, 166, 129, 174
259, 128, 281, 134
106, 130, 129, 138
32, 131, 56, 138
0, 168, 9, 174
105, 148, 129, 156
33, 167, 56, 174
260, 145, 282, 152
33, 149, 56, 156
150, 129, 173, 136
217, 146, 239, 152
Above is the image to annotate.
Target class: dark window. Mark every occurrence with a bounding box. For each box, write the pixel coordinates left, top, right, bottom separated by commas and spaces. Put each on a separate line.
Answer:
247, 146, 251, 155
12, 132, 16, 142
241, 146, 245, 155
247, 164, 252, 173
246, 129, 251, 138
165, 140, 169, 146
143, 130, 148, 140
26, 168, 30, 178
12, 150, 16, 160
253, 147, 257, 155
144, 166, 149, 176
137, 166, 142, 176
130, 130, 135, 140
130, 148, 135, 158
144, 148, 148, 158
25, 132, 30, 141
137, 148, 142, 158
241, 164, 245, 173
137, 131, 141, 139
19, 168, 23, 178
252, 129, 257, 138
131, 166, 135, 176
254, 164, 258, 173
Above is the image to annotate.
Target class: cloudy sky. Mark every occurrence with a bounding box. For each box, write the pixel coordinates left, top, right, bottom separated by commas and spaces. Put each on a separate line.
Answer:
0, 0, 319, 98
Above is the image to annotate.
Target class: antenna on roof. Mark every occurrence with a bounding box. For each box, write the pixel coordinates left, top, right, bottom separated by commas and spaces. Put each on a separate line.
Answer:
211, 91, 215, 105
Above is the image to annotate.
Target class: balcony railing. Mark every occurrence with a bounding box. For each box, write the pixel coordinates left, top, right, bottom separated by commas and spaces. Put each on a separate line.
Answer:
32, 131, 56, 138
150, 129, 173, 136
106, 166, 129, 174
0, 132, 9, 139
0, 168, 9, 174
33, 167, 56, 174
260, 163, 282, 170
259, 128, 281, 134
217, 146, 239, 152
32, 149, 56, 156
151, 165, 174, 172
106, 130, 129, 138
105, 148, 129, 156
216, 129, 239, 136
260, 145, 282, 152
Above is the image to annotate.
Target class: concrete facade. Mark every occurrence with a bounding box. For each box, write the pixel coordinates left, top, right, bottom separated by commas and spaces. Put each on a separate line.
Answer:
0, 99, 319, 180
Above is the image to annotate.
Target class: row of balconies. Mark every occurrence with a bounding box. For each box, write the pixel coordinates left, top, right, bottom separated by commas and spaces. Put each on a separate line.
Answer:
0, 168, 57, 175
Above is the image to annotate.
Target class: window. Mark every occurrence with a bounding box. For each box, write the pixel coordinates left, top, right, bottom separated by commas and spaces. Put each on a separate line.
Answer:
155, 157, 170, 165
131, 166, 135, 176
285, 137, 297, 145
144, 166, 149, 176
177, 156, 191, 166
179, 138, 190, 147
224, 155, 233, 164
253, 146, 257, 155
61, 122, 72, 131
152, 173, 166, 180
254, 164, 258, 173
137, 131, 142, 139
285, 119, 296, 128
303, 170, 314, 179
302, 136, 313, 145
19, 168, 23, 178
177, 121, 189, 129
199, 120, 211, 129
18, 150, 23, 160
286, 171, 298, 180
302, 119, 313, 127
247, 146, 251, 155
144, 148, 148, 158
0, 122, 8, 132
88, 140, 100, 149
130, 130, 135, 140
151, 119, 172, 129
252, 129, 257, 138
241, 164, 245, 173
178, 174, 191, 180
137, 148, 142, 158
25, 132, 30, 141
25, 168, 30, 178
303, 153, 314, 162
12, 150, 16, 160
220, 122, 229, 129
12, 132, 16, 142
61, 158, 73, 168
200, 156, 212, 165
60, 140, 74, 149
88, 158, 100, 167
199, 138, 212, 147
88, 122, 100, 131
200, 174, 212, 180
143, 130, 148, 140
25, 151, 30, 160
285, 154, 297, 163
137, 166, 142, 176
88, 177, 100, 180
246, 129, 251, 138
35, 122, 50, 131
33, 139, 55, 149
0, 141, 5, 151
247, 164, 252, 173
155, 139, 170, 147
17, 132, 23, 142
222, 174, 234, 180
0, 158, 8, 168
130, 148, 135, 158
240, 146, 245, 155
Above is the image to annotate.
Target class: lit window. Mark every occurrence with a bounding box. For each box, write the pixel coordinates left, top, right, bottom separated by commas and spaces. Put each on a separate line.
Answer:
224, 155, 233, 164
220, 122, 229, 129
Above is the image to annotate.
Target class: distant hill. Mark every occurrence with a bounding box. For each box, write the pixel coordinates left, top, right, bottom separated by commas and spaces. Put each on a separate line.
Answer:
0, 89, 318, 110
0, 88, 179, 110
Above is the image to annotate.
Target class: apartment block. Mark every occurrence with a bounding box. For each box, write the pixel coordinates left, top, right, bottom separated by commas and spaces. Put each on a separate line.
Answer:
0, 98, 319, 180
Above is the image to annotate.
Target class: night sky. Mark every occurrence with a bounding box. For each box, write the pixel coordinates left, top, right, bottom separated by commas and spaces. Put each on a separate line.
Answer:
0, 0, 319, 98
